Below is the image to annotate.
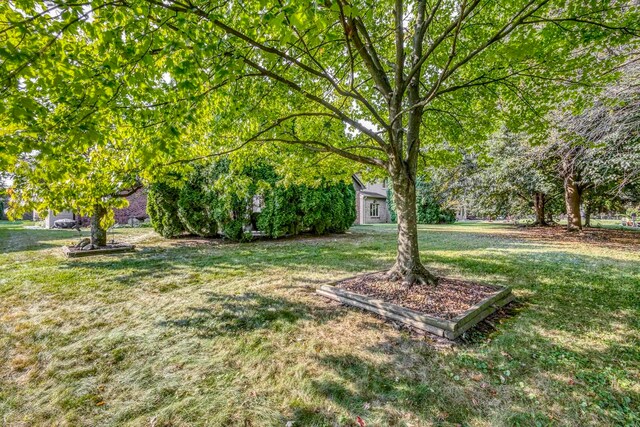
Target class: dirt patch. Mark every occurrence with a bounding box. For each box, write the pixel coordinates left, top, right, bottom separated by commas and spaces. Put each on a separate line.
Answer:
507, 225, 640, 251
336, 272, 500, 320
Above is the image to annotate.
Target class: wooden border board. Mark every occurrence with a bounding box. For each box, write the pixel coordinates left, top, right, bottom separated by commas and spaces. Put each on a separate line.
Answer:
62, 245, 136, 258
317, 279, 513, 340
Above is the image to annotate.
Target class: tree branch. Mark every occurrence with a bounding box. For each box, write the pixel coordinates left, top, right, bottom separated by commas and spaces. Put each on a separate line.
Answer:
254, 138, 386, 168
239, 55, 386, 146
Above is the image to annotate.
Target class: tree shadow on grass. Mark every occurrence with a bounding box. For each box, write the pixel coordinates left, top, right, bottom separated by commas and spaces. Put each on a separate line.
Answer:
157, 291, 342, 339
0, 226, 83, 254
59, 227, 564, 292
427, 249, 640, 318
292, 243, 639, 425
303, 319, 640, 426
306, 340, 477, 425
61, 241, 395, 288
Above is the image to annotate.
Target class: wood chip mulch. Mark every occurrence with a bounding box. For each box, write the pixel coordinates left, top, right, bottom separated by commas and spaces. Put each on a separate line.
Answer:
336, 272, 500, 320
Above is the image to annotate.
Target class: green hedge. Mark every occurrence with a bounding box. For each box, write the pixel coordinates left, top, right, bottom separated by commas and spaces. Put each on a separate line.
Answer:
147, 182, 187, 238
302, 182, 356, 234
258, 185, 302, 238
257, 182, 355, 238
148, 161, 355, 241
177, 166, 219, 237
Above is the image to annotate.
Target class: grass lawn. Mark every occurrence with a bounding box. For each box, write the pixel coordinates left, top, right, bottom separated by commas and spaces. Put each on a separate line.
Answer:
0, 221, 638, 426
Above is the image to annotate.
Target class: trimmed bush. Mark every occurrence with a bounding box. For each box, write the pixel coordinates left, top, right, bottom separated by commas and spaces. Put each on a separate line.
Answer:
177, 167, 218, 237
149, 159, 356, 241
416, 192, 456, 224
258, 186, 303, 238
216, 190, 251, 241
258, 182, 355, 238
301, 182, 356, 234
147, 183, 186, 238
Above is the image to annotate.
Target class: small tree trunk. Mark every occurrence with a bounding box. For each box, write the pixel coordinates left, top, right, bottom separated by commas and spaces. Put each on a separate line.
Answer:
533, 192, 547, 226
546, 210, 554, 224
386, 168, 438, 286
90, 204, 107, 247
564, 174, 582, 231
584, 202, 592, 227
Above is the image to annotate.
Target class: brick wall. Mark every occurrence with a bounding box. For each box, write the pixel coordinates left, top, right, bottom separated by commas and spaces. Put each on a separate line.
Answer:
76, 189, 148, 226
114, 189, 148, 224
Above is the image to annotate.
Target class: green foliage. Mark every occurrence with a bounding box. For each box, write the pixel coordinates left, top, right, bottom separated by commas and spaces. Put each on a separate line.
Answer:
416, 188, 457, 225
301, 182, 356, 234
2, 0, 636, 191
220, 217, 248, 242
388, 179, 456, 224
258, 182, 355, 238
1, 0, 637, 275
177, 166, 218, 237
99, 209, 116, 232
219, 162, 278, 241
147, 183, 186, 238
149, 160, 355, 240
465, 129, 562, 219
6, 140, 140, 223
258, 186, 302, 238
217, 193, 251, 242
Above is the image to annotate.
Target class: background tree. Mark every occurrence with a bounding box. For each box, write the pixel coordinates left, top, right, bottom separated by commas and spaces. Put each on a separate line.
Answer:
1, 1, 638, 285
549, 61, 640, 230
147, 181, 187, 239
0, 173, 8, 220
471, 129, 562, 224
8, 139, 143, 247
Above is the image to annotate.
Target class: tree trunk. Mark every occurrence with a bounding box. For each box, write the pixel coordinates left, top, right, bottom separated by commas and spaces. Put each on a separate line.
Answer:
564, 174, 582, 231
533, 192, 547, 226
584, 202, 592, 227
459, 189, 468, 221
546, 210, 554, 224
385, 40, 436, 286
386, 168, 438, 286
90, 204, 107, 247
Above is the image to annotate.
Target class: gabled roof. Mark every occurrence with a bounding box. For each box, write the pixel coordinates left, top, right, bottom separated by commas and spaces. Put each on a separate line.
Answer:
352, 174, 365, 189
359, 190, 387, 199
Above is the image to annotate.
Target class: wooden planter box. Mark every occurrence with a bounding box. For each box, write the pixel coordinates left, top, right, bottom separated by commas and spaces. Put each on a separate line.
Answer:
317, 281, 514, 340
62, 244, 136, 258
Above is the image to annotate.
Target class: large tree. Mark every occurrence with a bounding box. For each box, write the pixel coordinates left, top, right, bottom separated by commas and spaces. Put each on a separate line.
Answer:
472, 129, 562, 224
550, 61, 640, 230
1, 1, 638, 285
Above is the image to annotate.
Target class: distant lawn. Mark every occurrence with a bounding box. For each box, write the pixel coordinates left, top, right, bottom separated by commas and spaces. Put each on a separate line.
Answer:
0, 221, 638, 426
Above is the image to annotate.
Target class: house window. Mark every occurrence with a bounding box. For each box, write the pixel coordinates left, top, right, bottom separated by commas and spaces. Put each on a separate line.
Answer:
382, 179, 387, 189
252, 195, 264, 212
369, 202, 380, 218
